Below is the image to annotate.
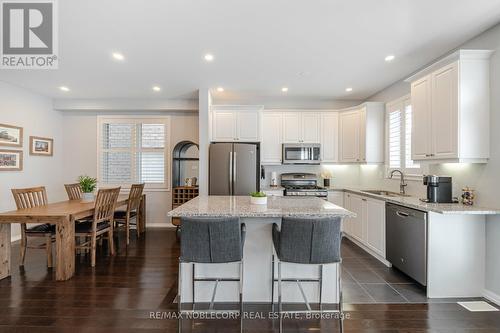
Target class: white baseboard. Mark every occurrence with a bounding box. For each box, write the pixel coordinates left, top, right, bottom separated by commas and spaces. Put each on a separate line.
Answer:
483, 289, 500, 306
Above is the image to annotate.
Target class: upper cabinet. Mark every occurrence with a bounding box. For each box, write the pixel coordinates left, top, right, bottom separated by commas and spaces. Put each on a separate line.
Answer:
339, 103, 384, 163
321, 113, 339, 163
261, 112, 283, 165
211, 107, 262, 142
407, 50, 493, 163
282, 112, 320, 143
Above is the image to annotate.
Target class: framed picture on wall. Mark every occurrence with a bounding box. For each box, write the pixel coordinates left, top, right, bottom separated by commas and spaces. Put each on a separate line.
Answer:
0, 123, 23, 147
0, 149, 23, 171
29, 136, 54, 156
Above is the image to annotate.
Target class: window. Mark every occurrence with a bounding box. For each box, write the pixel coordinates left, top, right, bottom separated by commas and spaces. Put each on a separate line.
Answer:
386, 96, 423, 176
97, 116, 170, 189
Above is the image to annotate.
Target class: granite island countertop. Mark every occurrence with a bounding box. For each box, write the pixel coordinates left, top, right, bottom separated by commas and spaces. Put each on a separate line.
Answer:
167, 195, 355, 218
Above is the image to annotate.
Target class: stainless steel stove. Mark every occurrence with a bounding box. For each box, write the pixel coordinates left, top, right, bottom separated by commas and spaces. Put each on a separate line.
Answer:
281, 173, 328, 197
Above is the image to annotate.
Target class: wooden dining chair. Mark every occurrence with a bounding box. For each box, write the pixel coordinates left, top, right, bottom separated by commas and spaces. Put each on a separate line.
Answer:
75, 187, 120, 267
114, 183, 145, 245
11, 186, 55, 268
64, 183, 82, 200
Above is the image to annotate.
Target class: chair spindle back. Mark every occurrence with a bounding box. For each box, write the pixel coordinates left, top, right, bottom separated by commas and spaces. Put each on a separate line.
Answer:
93, 187, 121, 226
64, 183, 82, 200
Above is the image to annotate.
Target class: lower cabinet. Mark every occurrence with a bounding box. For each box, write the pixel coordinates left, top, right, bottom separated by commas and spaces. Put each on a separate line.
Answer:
343, 192, 386, 258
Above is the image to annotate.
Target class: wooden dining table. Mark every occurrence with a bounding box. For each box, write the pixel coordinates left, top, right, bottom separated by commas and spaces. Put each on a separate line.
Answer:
0, 194, 145, 281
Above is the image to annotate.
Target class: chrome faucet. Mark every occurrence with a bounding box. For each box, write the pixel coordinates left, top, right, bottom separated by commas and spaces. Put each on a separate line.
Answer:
390, 169, 407, 195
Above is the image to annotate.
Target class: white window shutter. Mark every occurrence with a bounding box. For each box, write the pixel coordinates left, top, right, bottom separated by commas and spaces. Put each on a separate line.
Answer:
388, 108, 402, 169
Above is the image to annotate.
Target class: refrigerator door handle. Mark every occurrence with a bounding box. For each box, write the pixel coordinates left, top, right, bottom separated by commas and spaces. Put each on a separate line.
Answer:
229, 151, 233, 194
233, 152, 237, 192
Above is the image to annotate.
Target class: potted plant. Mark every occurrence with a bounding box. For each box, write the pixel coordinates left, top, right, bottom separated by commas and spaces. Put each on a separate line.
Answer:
250, 191, 267, 205
79, 175, 97, 202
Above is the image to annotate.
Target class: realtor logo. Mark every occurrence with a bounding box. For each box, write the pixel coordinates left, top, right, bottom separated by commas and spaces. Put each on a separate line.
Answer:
1, 0, 58, 69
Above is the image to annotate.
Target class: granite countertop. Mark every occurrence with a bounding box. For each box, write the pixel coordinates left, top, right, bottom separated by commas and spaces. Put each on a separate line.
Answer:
167, 195, 355, 218
329, 187, 500, 215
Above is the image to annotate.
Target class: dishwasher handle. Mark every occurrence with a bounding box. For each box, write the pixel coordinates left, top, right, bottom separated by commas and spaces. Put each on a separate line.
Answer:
396, 211, 410, 218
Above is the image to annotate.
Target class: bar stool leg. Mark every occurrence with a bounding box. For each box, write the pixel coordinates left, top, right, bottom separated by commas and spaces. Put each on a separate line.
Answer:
278, 261, 282, 314
192, 263, 195, 311
271, 255, 275, 310
178, 260, 182, 313
338, 262, 343, 333
319, 264, 323, 312
239, 260, 244, 316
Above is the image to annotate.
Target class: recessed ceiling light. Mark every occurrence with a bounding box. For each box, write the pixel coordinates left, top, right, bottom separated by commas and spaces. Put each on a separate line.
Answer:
59, 86, 70, 92
345, 87, 353, 92
112, 52, 125, 61
385, 55, 395, 62
216, 87, 224, 92
152, 86, 161, 92
204, 53, 214, 62
281, 87, 288, 92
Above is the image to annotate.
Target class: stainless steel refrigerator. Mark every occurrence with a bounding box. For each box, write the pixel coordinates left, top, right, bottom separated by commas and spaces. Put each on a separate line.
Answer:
209, 143, 260, 195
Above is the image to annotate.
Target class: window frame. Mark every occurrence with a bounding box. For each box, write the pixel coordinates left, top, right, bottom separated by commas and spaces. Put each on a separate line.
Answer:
97, 115, 171, 191
385, 95, 427, 180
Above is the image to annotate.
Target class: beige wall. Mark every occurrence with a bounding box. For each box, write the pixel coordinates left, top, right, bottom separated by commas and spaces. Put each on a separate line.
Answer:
0, 82, 66, 241
62, 111, 199, 226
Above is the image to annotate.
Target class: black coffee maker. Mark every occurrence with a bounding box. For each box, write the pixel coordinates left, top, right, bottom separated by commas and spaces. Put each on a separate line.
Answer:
422, 175, 453, 203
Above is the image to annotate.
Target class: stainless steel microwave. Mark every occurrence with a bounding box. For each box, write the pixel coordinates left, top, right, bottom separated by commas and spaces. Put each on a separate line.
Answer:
282, 144, 321, 164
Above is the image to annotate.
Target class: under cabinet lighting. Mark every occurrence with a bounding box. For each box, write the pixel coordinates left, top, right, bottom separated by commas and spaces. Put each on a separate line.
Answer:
59, 86, 70, 92
345, 87, 353, 92
281, 87, 288, 92
204, 53, 214, 62
152, 86, 161, 92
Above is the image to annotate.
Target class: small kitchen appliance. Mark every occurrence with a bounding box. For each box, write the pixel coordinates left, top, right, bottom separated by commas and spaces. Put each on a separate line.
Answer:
422, 175, 453, 203
282, 144, 321, 165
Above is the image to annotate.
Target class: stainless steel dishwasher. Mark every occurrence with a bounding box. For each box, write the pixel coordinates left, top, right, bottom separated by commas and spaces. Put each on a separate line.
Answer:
386, 203, 427, 286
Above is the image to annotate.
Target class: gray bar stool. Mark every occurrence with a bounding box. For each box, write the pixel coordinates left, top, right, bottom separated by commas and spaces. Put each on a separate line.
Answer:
178, 217, 246, 314
272, 216, 343, 331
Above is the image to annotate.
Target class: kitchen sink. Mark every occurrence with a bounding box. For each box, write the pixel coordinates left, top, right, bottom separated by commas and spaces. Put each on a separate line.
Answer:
362, 190, 411, 197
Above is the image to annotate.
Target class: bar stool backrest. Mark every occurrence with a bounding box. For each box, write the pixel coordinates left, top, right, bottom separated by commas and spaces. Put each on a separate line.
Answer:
180, 217, 243, 263
276, 217, 342, 264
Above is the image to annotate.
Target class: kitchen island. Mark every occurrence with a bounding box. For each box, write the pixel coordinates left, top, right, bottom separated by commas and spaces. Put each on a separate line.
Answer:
167, 195, 354, 304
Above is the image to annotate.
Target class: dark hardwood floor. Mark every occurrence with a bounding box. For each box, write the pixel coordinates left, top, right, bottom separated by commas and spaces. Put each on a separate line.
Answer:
0, 228, 498, 332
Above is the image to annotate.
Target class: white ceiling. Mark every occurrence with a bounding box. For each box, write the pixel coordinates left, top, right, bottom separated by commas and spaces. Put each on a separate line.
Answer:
2, 0, 500, 102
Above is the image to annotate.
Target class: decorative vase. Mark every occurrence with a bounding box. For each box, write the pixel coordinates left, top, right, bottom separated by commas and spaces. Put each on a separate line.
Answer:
250, 196, 267, 205
82, 192, 95, 202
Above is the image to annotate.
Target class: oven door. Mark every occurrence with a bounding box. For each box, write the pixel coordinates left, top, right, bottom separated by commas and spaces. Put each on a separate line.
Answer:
282, 144, 321, 164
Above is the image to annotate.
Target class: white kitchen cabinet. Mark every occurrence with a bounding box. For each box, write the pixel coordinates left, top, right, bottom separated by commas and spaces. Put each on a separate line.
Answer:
365, 198, 386, 258
302, 113, 321, 143
407, 50, 493, 163
339, 110, 361, 162
347, 194, 364, 243
212, 111, 237, 142
237, 111, 260, 141
343, 192, 386, 259
212, 108, 261, 142
411, 75, 432, 160
339, 103, 384, 163
327, 191, 344, 207
282, 112, 321, 144
261, 112, 283, 164
282, 112, 302, 143
321, 113, 339, 163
